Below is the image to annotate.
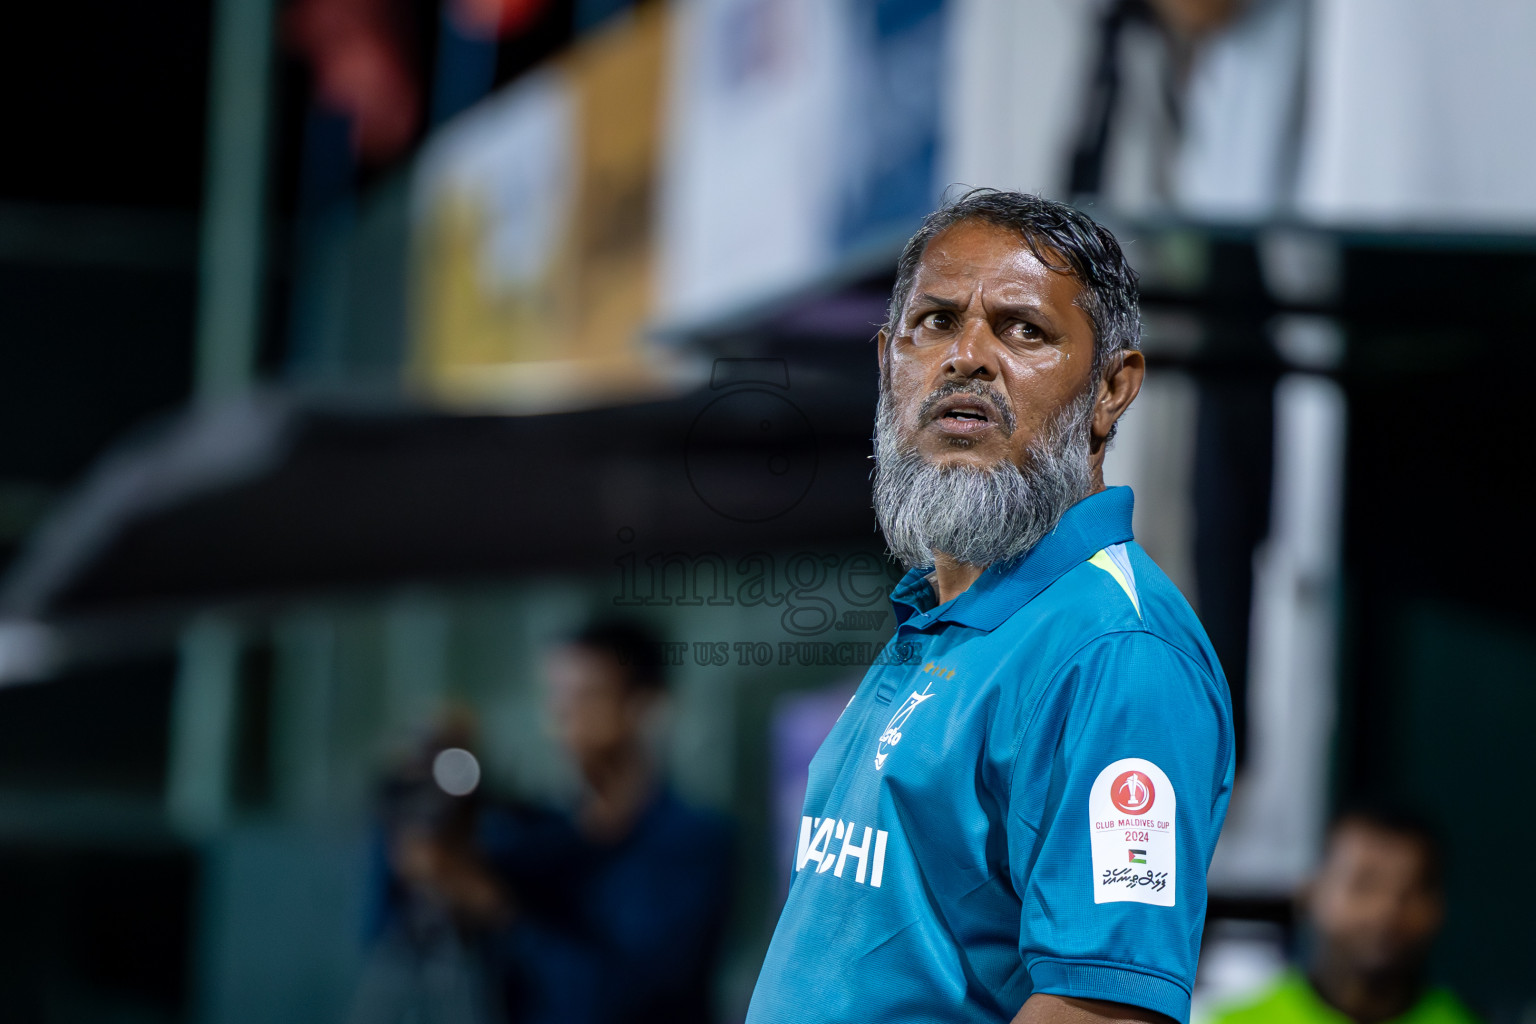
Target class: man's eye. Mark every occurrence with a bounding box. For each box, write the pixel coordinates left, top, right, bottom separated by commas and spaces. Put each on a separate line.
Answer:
1005, 320, 1042, 340
920, 312, 953, 330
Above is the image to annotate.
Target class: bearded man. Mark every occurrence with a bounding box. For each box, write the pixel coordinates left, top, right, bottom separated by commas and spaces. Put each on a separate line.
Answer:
746, 191, 1235, 1024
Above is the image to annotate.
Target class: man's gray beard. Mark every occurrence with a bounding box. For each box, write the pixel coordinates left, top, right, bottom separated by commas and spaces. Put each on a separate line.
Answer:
872, 384, 1095, 571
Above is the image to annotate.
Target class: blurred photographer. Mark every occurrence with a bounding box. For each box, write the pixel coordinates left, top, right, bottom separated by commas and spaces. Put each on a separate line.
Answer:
351, 712, 506, 1024
1213, 808, 1477, 1024
362, 620, 734, 1024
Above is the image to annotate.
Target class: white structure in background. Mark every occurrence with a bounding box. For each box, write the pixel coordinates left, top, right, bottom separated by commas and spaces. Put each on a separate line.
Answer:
1189, 920, 1290, 1024
1209, 372, 1347, 893
1101, 369, 1200, 604
655, 0, 848, 327
659, 0, 1089, 330
940, 0, 1091, 200
1175, 0, 1307, 221
1298, 0, 1536, 228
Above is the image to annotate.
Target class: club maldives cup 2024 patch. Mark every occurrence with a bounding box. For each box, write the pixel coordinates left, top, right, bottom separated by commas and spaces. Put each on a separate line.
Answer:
1089, 757, 1176, 906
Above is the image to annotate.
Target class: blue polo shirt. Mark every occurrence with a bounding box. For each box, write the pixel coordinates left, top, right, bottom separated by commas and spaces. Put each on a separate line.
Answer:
746, 486, 1235, 1024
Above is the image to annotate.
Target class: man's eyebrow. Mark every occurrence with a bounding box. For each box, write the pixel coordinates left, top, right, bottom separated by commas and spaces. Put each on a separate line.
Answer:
993, 301, 1055, 323
910, 292, 962, 311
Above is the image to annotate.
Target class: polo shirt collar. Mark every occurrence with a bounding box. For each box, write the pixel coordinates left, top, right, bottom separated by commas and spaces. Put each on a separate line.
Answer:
889, 486, 1136, 633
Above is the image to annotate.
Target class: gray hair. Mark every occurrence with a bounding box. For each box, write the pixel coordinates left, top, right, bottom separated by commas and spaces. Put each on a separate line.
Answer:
883, 189, 1141, 391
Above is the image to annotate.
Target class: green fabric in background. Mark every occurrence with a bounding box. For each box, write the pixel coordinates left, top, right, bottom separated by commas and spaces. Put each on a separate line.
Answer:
1213, 972, 1478, 1024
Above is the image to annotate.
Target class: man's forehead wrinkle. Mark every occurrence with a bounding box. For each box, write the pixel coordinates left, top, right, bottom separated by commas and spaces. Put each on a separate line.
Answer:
925, 220, 1073, 270
915, 239, 1067, 298
908, 268, 1067, 326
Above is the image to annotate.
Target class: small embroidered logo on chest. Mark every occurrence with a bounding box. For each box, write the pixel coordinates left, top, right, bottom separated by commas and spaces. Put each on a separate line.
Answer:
874, 662, 948, 770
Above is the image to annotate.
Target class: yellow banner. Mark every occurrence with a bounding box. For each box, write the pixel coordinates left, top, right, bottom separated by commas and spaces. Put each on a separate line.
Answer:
411, 4, 672, 411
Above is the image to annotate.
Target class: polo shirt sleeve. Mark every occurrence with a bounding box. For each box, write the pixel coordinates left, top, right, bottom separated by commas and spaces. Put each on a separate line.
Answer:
1006, 630, 1234, 1024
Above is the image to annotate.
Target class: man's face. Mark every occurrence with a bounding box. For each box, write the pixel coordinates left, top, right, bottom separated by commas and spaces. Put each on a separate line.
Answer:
879, 218, 1100, 475
544, 645, 642, 767
1308, 822, 1444, 979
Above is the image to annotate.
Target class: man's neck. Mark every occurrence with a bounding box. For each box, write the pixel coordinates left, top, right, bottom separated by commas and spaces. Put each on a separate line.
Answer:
925, 473, 1112, 605
930, 553, 987, 605
1308, 962, 1426, 1024
577, 743, 658, 842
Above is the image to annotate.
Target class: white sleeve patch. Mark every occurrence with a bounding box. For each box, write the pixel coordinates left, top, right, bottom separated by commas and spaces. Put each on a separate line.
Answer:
1089, 758, 1176, 906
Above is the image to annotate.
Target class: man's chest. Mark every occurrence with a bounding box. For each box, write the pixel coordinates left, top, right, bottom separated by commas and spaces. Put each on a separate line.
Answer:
800, 637, 1037, 865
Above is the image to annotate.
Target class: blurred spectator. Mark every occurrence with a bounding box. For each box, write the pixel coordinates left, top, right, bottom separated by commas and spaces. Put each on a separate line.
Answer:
1148, 0, 1245, 38
1212, 808, 1477, 1024
1068, 0, 1307, 220
1066, 0, 1536, 226
359, 619, 734, 1024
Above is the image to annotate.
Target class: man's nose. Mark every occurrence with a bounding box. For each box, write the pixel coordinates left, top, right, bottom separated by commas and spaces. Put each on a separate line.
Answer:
944, 317, 998, 381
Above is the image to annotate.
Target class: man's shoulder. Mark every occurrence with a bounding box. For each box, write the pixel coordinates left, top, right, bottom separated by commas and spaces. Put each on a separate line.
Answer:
1019, 541, 1222, 686
1022, 539, 1185, 629
988, 543, 1148, 670
1110, 541, 1225, 686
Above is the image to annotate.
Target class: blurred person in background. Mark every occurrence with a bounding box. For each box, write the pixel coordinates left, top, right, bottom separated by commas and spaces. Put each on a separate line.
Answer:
1068, 0, 1307, 221
363, 620, 734, 1024
1212, 809, 1477, 1024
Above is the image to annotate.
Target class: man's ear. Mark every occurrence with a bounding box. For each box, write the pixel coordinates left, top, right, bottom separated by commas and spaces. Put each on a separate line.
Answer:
876, 330, 889, 374
1092, 349, 1145, 443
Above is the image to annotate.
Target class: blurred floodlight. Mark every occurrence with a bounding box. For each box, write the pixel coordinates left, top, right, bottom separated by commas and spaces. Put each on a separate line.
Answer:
1258, 229, 1342, 306
1271, 315, 1345, 372
432, 747, 481, 796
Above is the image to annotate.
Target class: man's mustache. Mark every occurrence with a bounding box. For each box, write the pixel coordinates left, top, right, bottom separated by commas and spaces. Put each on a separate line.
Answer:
912, 380, 1017, 436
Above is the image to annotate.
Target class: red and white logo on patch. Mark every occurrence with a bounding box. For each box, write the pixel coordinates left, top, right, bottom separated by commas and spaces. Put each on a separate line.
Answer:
1110, 770, 1155, 815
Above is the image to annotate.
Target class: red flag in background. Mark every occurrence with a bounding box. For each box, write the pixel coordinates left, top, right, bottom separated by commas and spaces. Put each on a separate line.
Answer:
448, 0, 550, 39
285, 0, 424, 163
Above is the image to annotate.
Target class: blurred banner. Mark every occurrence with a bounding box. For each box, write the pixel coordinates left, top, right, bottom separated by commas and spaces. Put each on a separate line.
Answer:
656, 0, 846, 328
656, 0, 949, 331
830, 0, 946, 254
411, 3, 672, 410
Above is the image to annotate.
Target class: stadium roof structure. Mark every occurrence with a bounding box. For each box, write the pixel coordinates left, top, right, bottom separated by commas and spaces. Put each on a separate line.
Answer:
0, 366, 882, 628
